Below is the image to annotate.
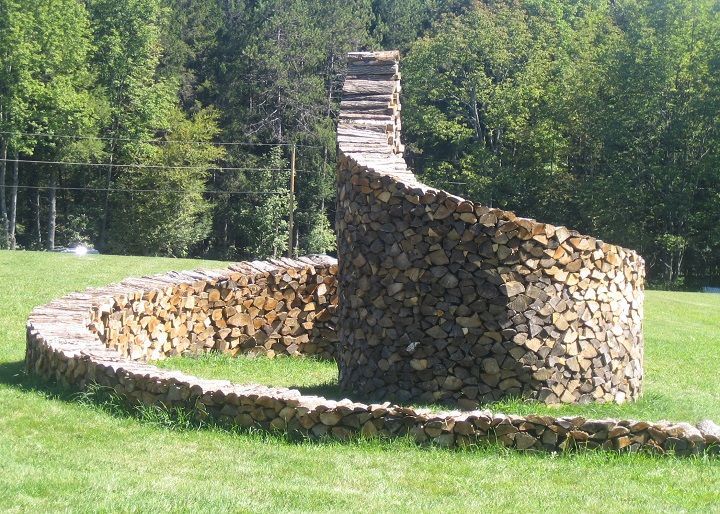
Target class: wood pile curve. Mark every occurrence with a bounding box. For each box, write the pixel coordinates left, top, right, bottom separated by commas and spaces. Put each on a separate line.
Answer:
336, 51, 645, 407
24, 51, 719, 455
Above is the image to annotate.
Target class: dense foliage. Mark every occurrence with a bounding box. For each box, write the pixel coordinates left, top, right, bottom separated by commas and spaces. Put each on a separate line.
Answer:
0, 0, 717, 286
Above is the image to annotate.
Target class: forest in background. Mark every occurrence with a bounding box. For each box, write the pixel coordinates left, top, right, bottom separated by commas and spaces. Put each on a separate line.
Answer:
0, 0, 718, 288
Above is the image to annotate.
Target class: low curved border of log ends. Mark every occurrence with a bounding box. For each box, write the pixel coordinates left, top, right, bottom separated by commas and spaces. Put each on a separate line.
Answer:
24, 258, 719, 454
336, 51, 645, 406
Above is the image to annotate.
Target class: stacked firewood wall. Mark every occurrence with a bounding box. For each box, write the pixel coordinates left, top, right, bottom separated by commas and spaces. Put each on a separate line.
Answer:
335, 51, 645, 406
25, 258, 715, 455
89, 257, 338, 361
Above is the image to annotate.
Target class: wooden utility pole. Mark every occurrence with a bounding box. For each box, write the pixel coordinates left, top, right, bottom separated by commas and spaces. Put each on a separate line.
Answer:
287, 144, 296, 258
47, 168, 57, 250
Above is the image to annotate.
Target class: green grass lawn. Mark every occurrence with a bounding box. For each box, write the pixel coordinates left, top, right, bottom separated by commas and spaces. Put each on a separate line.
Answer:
1, 250, 718, 513
156, 289, 720, 423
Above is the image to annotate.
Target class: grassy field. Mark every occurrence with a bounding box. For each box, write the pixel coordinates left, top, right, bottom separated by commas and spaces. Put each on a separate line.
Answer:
1, 250, 718, 513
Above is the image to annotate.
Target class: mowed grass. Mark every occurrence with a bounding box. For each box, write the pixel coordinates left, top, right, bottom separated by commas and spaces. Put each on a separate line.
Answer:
156, 353, 341, 397
157, 291, 720, 424
1, 250, 718, 513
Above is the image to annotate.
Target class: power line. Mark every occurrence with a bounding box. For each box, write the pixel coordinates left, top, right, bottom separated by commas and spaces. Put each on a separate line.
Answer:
0, 158, 316, 174
0, 130, 323, 148
0, 158, 291, 172
15, 184, 285, 195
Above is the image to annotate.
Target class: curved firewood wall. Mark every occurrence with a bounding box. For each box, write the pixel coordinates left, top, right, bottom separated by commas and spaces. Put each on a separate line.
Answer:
335, 51, 645, 406
92, 257, 339, 361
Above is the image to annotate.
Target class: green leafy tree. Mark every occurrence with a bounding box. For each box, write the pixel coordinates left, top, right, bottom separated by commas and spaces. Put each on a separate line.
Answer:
109, 106, 224, 256
204, 0, 375, 258
0, 0, 33, 248
568, 0, 720, 285
238, 146, 290, 259
86, 0, 176, 249
371, 0, 474, 51
403, 1, 573, 222
0, 0, 98, 249
158, 0, 223, 109
402, 0, 720, 285
301, 210, 336, 255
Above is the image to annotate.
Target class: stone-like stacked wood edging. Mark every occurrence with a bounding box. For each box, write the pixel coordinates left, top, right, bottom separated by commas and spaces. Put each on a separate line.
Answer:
25, 257, 719, 455
336, 51, 645, 407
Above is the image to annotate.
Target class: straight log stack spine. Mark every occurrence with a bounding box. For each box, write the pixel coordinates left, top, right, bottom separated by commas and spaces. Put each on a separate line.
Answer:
335, 51, 645, 407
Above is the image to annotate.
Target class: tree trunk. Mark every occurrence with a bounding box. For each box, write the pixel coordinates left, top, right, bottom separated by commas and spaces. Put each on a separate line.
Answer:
326, 54, 335, 117
34, 185, 42, 249
470, 86, 482, 142
321, 145, 327, 212
9, 150, 18, 249
47, 168, 56, 251
223, 219, 228, 253
676, 246, 686, 283
0, 140, 8, 248
98, 150, 114, 251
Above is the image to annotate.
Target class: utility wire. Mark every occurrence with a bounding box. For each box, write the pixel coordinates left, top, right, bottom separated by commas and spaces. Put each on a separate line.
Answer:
0, 130, 323, 148
0, 158, 315, 174
15, 184, 285, 195
3, 157, 283, 172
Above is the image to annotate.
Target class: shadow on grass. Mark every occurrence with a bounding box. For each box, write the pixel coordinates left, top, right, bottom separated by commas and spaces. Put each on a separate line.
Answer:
0, 354, 355, 410
0, 360, 407, 448
0, 359, 78, 401
1, 356, 683, 423
0, 360, 25, 385
4, 359, 716, 460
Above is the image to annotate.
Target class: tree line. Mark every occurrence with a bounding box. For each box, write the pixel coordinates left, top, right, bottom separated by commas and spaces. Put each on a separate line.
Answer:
0, 0, 718, 287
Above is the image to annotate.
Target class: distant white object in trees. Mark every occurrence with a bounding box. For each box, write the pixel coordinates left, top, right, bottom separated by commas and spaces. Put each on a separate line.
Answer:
52, 245, 99, 255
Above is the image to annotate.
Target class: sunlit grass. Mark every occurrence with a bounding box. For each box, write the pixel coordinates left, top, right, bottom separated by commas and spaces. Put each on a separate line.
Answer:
1, 250, 718, 512
157, 291, 720, 424
155, 353, 340, 397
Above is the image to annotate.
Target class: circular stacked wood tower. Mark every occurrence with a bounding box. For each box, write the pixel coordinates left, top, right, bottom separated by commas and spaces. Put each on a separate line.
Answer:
335, 51, 645, 407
